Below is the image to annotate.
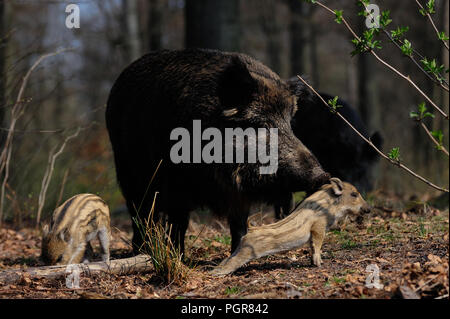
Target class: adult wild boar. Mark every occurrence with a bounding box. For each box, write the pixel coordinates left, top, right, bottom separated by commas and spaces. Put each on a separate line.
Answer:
105, 49, 330, 255
274, 89, 383, 219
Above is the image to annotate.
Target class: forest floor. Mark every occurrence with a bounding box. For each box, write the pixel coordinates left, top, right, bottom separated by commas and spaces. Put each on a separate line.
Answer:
0, 193, 448, 299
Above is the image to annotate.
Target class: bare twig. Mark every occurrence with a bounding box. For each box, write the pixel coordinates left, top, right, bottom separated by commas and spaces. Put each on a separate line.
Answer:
55, 168, 70, 209
0, 49, 70, 226
358, 1, 449, 91
296, 75, 449, 193
415, 0, 449, 50
36, 127, 81, 227
419, 121, 449, 156
381, 29, 449, 92
0, 144, 13, 227
313, 1, 449, 120
358, 2, 448, 156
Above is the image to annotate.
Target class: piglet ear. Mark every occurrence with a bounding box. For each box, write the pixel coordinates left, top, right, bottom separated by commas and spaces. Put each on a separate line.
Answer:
330, 177, 344, 196
218, 56, 258, 111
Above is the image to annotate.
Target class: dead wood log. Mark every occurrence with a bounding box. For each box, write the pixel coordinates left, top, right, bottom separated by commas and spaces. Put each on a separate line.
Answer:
0, 254, 153, 285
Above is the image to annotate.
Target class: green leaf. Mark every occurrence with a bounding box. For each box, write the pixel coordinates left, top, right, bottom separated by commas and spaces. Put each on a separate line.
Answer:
401, 39, 413, 56
438, 31, 449, 41
419, 0, 436, 15
418, 102, 427, 114
351, 29, 383, 55
391, 26, 409, 40
380, 10, 392, 28
421, 57, 446, 82
334, 10, 343, 24
431, 130, 443, 144
327, 96, 343, 113
388, 147, 400, 161
409, 111, 419, 119
431, 130, 444, 150
412, 102, 435, 120
357, 9, 367, 17
426, 0, 435, 14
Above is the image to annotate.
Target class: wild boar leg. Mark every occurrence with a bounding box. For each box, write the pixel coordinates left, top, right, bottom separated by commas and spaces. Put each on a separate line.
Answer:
98, 227, 110, 262
210, 237, 260, 276
228, 207, 250, 254
83, 242, 94, 263
310, 221, 326, 267
274, 192, 295, 220
167, 209, 190, 255
67, 241, 87, 265
211, 223, 311, 276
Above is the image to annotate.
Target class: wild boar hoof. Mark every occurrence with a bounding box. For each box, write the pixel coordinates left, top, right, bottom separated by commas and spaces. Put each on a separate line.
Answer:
312, 255, 322, 267
209, 267, 231, 277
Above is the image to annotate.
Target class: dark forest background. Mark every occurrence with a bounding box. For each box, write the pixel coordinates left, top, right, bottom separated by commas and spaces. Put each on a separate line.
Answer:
0, 0, 448, 225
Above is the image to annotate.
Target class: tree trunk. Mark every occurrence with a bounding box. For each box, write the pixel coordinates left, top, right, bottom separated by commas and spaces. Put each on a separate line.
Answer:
0, 255, 153, 285
124, 0, 142, 61
289, 0, 305, 76
357, 21, 379, 132
435, 0, 449, 187
309, 20, 319, 87
259, 0, 282, 75
289, 2, 318, 85
438, 0, 449, 143
0, 0, 5, 146
185, 0, 240, 51
148, 0, 163, 51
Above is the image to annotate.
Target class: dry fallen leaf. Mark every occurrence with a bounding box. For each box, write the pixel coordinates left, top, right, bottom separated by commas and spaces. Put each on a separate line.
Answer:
427, 254, 442, 264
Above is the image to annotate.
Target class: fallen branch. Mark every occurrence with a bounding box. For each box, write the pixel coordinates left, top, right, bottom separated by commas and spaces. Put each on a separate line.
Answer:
0, 254, 153, 285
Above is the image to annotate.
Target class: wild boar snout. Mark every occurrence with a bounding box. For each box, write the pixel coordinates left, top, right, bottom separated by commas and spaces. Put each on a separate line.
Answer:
281, 139, 330, 192
360, 203, 371, 214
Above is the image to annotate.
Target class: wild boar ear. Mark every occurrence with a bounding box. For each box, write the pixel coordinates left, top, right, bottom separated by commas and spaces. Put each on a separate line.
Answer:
286, 76, 313, 101
218, 56, 258, 111
330, 177, 343, 196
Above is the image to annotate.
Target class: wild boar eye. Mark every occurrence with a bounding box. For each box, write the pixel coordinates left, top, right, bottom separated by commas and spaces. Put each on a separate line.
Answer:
56, 255, 63, 263
351, 192, 358, 198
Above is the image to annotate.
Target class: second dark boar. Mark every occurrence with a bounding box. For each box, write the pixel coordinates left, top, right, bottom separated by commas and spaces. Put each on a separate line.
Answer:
292, 93, 382, 192
105, 49, 330, 255
274, 90, 383, 219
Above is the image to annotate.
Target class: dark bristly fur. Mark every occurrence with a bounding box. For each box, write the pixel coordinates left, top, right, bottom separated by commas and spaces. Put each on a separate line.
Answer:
105, 49, 330, 255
